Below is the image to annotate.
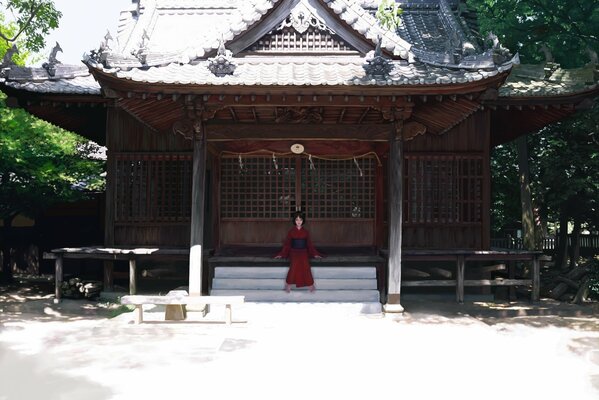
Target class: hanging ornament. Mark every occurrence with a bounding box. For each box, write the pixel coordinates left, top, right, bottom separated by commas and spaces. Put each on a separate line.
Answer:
308, 154, 315, 170
353, 157, 363, 177
290, 143, 305, 154
272, 153, 278, 170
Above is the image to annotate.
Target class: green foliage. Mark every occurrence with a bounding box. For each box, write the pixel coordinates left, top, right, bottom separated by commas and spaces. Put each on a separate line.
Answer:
108, 304, 135, 318
530, 103, 599, 230
376, 0, 403, 31
0, 14, 29, 65
589, 259, 599, 300
0, 0, 61, 53
466, 0, 598, 67
490, 142, 521, 234
0, 92, 105, 221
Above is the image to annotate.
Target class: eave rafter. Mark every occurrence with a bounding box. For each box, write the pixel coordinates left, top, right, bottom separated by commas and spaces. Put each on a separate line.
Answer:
89, 68, 510, 138
486, 86, 599, 146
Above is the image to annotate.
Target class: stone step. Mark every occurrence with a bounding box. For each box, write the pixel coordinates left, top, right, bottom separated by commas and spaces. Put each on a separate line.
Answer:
212, 278, 377, 290
213, 266, 376, 279
209, 289, 380, 303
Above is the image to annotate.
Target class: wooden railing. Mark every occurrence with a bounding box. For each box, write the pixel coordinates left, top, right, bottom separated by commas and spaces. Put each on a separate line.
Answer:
491, 235, 599, 253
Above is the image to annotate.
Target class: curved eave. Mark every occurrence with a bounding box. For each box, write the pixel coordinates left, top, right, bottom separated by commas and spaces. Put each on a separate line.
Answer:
487, 86, 599, 146
0, 85, 109, 144
90, 66, 510, 97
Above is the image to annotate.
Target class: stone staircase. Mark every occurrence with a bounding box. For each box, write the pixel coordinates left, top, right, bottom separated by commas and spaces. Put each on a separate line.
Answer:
210, 266, 381, 304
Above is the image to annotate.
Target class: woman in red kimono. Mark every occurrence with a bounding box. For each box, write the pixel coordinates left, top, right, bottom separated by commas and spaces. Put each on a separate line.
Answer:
274, 211, 323, 292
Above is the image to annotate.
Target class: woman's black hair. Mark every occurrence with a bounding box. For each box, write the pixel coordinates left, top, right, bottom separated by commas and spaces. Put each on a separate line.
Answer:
292, 211, 306, 225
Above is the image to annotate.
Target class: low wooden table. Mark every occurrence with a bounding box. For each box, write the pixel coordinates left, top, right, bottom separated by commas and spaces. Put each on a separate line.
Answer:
399, 250, 544, 303
43, 246, 190, 303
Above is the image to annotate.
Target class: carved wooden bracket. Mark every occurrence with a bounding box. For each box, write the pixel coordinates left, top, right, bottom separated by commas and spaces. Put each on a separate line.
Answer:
479, 88, 499, 101
402, 121, 427, 141
172, 117, 205, 141
183, 96, 221, 122
274, 107, 323, 124
172, 118, 194, 140
378, 105, 414, 122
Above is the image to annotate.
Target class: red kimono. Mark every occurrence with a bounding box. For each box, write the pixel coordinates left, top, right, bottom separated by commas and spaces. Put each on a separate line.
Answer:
275, 227, 323, 287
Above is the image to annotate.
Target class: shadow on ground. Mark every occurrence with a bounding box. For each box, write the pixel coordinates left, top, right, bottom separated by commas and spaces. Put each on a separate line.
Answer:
401, 296, 598, 331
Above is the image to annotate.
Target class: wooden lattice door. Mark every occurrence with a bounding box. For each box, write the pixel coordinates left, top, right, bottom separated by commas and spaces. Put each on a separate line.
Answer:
219, 155, 377, 247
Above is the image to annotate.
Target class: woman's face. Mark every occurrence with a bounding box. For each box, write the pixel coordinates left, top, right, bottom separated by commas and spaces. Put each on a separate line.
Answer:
295, 216, 303, 228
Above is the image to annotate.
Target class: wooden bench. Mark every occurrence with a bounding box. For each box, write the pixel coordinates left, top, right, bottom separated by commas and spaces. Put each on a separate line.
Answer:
120, 292, 245, 325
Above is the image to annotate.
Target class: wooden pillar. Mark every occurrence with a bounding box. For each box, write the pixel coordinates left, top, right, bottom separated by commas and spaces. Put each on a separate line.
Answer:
103, 105, 118, 291
456, 255, 465, 303
384, 120, 404, 313
189, 120, 207, 296
53, 254, 63, 304
531, 255, 540, 302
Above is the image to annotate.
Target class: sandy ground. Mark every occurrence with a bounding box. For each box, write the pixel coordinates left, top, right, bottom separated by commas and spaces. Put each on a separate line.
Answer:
0, 278, 598, 400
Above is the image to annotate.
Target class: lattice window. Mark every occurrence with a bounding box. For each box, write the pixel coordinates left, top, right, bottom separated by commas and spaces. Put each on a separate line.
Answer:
301, 157, 375, 219
220, 156, 296, 219
220, 156, 376, 219
250, 26, 356, 53
115, 153, 192, 223
404, 154, 482, 224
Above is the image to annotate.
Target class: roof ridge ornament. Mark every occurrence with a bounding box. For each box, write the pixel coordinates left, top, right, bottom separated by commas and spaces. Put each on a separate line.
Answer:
279, 4, 333, 35
0, 44, 18, 69
485, 32, 511, 65
87, 31, 114, 64
207, 37, 236, 77
42, 42, 62, 77
363, 35, 394, 80
0, 44, 18, 79
101, 31, 114, 53
133, 29, 150, 64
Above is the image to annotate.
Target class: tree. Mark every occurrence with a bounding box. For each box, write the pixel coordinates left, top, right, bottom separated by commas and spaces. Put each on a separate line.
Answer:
1, 2, 104, 282
0, 0, 61, 53
467, 0, 598, 67
0, 91, 105, 282
529, 104, 599, 265
468, 0, 598, 260
376, 0, 402, 31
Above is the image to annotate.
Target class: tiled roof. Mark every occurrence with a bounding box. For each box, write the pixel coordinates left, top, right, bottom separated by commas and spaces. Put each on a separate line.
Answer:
2, 65, 100, 94
500, 63, 599, 97
0, 1, 527, 95
3, 75, 100, 95
107, 56, 509, 86
106, 0, 413, 67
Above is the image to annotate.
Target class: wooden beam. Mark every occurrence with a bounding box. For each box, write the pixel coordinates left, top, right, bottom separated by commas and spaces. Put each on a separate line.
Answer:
206, 123, 391, 141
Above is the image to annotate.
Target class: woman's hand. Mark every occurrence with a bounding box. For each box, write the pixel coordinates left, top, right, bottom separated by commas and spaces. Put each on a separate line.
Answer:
274, 255, 282, 259
314, 255, 323, 259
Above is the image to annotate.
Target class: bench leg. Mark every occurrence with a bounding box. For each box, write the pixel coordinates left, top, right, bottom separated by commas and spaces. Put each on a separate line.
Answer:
225, 304, 232, 325
135, 305, 144, 324
165, 304, 187, 321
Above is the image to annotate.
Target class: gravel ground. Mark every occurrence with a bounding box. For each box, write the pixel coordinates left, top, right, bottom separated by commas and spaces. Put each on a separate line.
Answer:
1, 278, 598, 400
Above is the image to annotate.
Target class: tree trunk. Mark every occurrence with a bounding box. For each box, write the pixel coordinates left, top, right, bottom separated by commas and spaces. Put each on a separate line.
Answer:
516, 136, 536, 250
556, 206, 569, 270
568, 217, 582, 269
